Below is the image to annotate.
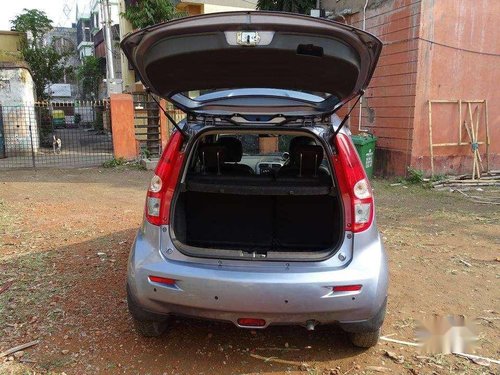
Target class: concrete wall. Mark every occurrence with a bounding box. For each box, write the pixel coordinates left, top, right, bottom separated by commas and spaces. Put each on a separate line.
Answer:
325, 0, 498, 176
203, 3, 255, 13
0, 63, 39, 155
332, 0, 422, 175
0, 31, 24, 63
411, 0, 499, 175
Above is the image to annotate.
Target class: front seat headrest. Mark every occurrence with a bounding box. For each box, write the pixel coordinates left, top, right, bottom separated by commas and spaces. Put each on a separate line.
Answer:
217, 137, 243, 162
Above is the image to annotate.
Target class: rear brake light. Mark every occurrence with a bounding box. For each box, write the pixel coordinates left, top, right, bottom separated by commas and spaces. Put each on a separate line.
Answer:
332, 133, 374, 233
148, 275, 176, 285
333, 284, 362, 292
145, 131, 185, 226
237, 318, 266, 327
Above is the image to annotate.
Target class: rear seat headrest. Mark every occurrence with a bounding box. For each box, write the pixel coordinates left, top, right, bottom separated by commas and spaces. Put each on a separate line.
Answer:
217, 137, 243, 162
290, 136, 316, 153
198, 144, 226, 173
294, 145, 324, 176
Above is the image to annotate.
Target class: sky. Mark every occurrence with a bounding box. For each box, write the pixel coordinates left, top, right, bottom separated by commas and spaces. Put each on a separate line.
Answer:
0, 0, 88, 30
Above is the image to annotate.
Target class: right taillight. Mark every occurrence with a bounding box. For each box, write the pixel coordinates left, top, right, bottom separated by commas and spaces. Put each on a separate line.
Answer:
332, 133, 374, 233
145, 131, 185, 226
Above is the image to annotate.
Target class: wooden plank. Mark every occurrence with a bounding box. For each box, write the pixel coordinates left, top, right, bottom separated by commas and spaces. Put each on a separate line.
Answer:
0, 340, 39, 357
485, 100, 490, 172
428, 100, 434, 176
429, 100, 460, 103
458, 100, 463, 145
473, 105, 484, 173
432, 142, 461, 147
467, 103, 479, 179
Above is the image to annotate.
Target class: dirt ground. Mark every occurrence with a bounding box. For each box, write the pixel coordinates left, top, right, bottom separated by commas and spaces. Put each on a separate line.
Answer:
0, 168, 498, 375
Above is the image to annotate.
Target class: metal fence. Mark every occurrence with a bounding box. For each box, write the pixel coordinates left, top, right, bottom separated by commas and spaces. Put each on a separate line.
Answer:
0, 101, 113, 168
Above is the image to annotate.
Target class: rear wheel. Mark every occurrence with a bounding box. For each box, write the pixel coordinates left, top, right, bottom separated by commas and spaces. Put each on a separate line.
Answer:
132, 317, 168, 337
348, 329, 380, 348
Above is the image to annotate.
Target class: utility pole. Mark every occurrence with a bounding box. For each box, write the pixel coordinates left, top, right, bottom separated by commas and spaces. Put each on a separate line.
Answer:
101, 0, 115, 95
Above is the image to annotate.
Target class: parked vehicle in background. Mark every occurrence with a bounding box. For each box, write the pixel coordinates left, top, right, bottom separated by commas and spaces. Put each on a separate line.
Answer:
122, 11, 387, 348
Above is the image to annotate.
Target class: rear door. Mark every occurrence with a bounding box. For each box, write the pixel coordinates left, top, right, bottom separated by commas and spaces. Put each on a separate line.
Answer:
121, 11, 382, 117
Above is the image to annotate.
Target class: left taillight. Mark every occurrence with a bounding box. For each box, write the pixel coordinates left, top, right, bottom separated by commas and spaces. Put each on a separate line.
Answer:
331, 133, 374, 233
145, 131, 185, 226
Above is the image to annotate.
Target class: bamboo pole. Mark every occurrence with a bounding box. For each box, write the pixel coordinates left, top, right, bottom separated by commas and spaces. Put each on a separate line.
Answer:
473, 105, 484, 173
428, 100, 434, 176
458, 99, 463, 145
484, 100, 490, 172
467, 103, 479, 179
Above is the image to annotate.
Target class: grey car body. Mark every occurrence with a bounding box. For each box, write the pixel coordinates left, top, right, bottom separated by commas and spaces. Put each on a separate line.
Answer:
128, 122, 388, 324
122, 11, 388, 346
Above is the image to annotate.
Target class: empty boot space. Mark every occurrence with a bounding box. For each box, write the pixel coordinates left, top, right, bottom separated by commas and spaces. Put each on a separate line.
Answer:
174, 192, 340, 252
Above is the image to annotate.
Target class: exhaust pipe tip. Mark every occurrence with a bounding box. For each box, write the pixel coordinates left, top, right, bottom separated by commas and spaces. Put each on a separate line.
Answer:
305, 320, 318, 331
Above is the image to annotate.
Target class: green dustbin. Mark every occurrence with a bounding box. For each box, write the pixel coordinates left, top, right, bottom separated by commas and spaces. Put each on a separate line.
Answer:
351, 133, 377, 178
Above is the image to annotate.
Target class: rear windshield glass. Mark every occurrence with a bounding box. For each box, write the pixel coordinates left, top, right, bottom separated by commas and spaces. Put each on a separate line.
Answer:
190, 133, 330, 177
183, 88, 334, 103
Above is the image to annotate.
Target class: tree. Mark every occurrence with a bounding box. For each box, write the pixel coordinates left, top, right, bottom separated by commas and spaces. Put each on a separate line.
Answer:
10, 9, 67, 100
257, 0, 316, 14
121, 0, 182, 29
78, 56, 104, 100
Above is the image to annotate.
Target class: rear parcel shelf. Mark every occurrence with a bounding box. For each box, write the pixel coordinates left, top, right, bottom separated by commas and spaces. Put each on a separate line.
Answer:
184, 174, 335, 196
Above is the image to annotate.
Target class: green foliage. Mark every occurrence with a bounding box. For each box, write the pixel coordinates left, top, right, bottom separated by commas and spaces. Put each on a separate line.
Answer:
74, 113, 82, 125
10, 9, 68, 100
405, 167, 424, 184
141, 147, 152, 160
256, 0, 316, 14
102, 157, 126, 168
22, 46, 66, 100
122, 0, 183, 29
78, 56, 103, 100
36, 106, 53, 147
10, 9, 52, 48
94, 107, 104, 131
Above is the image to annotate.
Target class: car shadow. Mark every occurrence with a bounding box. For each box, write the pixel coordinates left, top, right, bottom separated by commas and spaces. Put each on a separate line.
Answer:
2, 228, 369, 374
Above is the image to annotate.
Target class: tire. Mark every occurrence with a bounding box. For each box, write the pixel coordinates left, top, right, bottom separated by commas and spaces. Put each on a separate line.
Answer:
348, 328, 380, 348
132, 317, 168, 337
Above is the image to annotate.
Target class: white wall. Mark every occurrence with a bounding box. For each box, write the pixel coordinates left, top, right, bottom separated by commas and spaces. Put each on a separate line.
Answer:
0, 66, 39, 155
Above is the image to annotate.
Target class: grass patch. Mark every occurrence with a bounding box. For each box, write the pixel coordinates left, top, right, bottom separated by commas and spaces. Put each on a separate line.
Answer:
102, 157, 147, 170
102, 157, 126, 168
0, 251, 55, 327
0, 199, 18, 247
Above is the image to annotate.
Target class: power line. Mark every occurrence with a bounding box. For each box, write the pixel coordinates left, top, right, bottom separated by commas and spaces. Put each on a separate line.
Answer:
419, 37, 500, 57
383, 36, 500, 57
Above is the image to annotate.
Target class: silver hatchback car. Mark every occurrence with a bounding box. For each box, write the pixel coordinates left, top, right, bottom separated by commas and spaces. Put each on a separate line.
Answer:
122, 11, 388, 348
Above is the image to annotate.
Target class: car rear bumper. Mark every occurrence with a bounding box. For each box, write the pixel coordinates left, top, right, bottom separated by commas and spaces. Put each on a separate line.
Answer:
127, 221, 388, 330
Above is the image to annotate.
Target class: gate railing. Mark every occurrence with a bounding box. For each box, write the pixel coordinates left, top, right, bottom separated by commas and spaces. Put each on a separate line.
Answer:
0, 101, 113, 168
132, 93, 185, 159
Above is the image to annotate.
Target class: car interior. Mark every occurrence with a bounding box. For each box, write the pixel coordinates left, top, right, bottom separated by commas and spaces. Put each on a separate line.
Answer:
172, 132, 342, 257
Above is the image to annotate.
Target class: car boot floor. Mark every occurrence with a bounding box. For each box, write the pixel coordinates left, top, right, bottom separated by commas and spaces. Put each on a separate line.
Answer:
174, 191, 341, 252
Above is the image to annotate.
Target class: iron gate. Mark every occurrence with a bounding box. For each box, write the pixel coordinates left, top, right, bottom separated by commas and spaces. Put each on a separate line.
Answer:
0, 101, 113, 168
